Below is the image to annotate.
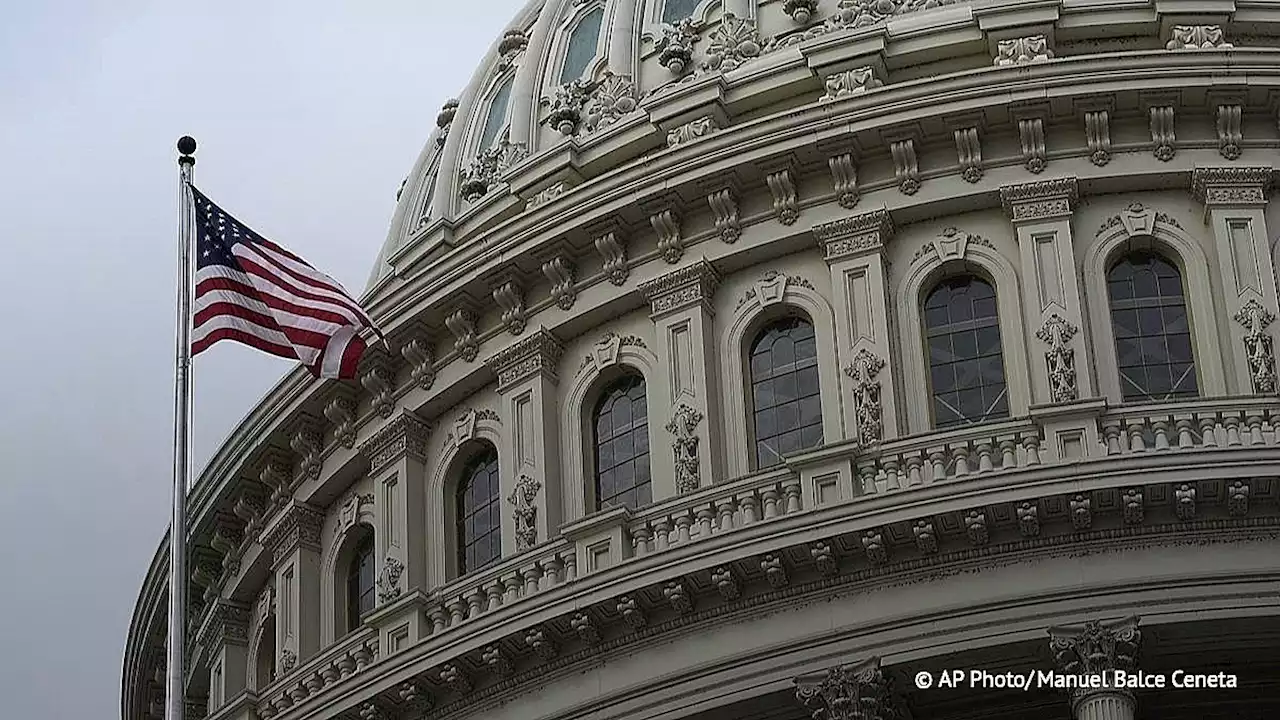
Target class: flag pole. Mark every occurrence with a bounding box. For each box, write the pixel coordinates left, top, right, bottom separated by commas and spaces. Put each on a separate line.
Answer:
167, 135, 197, 720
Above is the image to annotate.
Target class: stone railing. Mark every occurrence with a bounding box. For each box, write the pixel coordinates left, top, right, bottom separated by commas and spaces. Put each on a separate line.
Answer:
258, 627, 379, 718
1099, 397, 1280, 455
428, 539, 578, 631
854, 417, 1043, 494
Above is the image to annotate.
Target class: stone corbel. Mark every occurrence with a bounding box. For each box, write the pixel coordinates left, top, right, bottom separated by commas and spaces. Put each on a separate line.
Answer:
1143, 94, 1178, 161
397, 325, 437, 391
885, 132, 920, 195
762, 156, 801, 226
444, 303, 480, 363
321, 385, 359, 450
701, 175, 743, 244
1011, 105, 1048, 174
587, 217, 630, 286
535, 244, 578, 312
487, 270, 529, 336
286, 414, 324, 485
358, 350, 397, 421
643, 195, 685, 264
944, 113, 986, 183
1075, 97, 1114, 167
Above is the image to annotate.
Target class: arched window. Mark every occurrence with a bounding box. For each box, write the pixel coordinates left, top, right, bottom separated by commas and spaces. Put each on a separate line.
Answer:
750, 316, 823, 469
1107, 251, 1198, 401
925, 276, 1009, 428
255, 616, 276, 689
344, 528, 375, 632
561, 8, 604, 83
593, 374, 651, 510
456, 446, 502, 576
479, 77, 514, 150
662, 0, 700, 23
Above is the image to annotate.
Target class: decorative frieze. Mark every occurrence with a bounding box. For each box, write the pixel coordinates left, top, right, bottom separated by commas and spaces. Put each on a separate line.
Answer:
703, 13, 761, 73
1000, 177, 1077, 223
1084, 109, 1112, 166
795, 656, 896, 720
1191, 166, 1273, 206
707, 186, 741, 243
262, 504, 325, 565
995, 35, 1054, 65
765, 167, 799, 225
399, 335, 436, 391
1149, 106, 1176, 161
1217, 104, 1243, 160
485, 328, 564, 392
667, 404, 704, 493
1166, 25, 1231, 50
1036, 314, 1080, 403
889, 138, 920, 194
542, 256, 577, 311
508, 474, 541, 551
1018, 117, 1047, 173
491, 279, 527, 336
820, 66, 882, 102
444, 308, 479, 362
953, 126, 983, 183
814, 208, 894, 262
845, 348, 887, 444
375, 556, 404, 603
527, 182, 567, 210
828, 153, 859, 208
583, 72, 638, 134
357, 409, 430, 475
666, 115, 719, 148
639, 259, 722, 318
1234, 299, 1277, 393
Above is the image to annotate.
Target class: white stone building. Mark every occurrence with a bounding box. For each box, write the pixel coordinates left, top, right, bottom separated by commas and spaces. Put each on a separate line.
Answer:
123, 2, 1280, 719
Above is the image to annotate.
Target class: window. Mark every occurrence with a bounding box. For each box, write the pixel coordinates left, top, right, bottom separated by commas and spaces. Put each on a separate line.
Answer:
479, 77, 513, 150
750, 316, 823, 469
925, 276, 1009, 428
344, 528, 375, 632
662, 0, 700, 23
1108, 251, 1198, 401
561, 8, 604, 83
593, 374, 651, 510
255, 616, 276, 688
456, 446, 502, 575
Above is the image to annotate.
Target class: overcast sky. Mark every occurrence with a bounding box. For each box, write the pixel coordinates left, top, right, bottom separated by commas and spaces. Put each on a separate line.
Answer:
0, 0, 526, 715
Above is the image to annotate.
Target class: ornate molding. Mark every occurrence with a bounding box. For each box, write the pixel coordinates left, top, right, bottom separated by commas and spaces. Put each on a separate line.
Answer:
995, 35, 1054, 65
376, 556, 405, 604
1096, 201, 1182, 237
459, 133, 527, 202
844, 348, 887, 445
526, 182, 567, 210
485, 328, 565, 392
912, 226, 995, 264
1192, 166, 1274, 206
666, 115, 719, 148
666, 404, 704, 494
639, 259, 721, 318
262, 503, 325, 564
577, 332, 648, 375
508, 474, 542, 551
1000, 177, 1078, 223
1166, 25, 1231, 50
583, 72, 638, 134
655, 17, 702, 76
1234, 299, 1278, 393
335, 491, 373, 537
703, 13, 761, 73
820, 66, 882, 102
435, 99, 458, 148
1036, 314, 1080, 404
358, 410, 431, 475
545, 79, 592, 136
496, 29, 528, 71
813, 208, 894, 262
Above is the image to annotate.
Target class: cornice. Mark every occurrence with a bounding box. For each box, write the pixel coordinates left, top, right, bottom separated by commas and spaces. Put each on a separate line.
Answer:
358, 409, 432, 475
999, 176, 1079, 222
484, 328, 565, 392
1191, 165, 1275, 206
638, 259, 722, 318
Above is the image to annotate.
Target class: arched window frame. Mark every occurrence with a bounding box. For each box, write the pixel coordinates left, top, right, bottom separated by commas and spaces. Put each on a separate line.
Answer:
327, 522, 376, 637
426, 410, 507, 586
921, 273, 1011, 429
646, 0, 718, 27
563, 336, 662, 522
744, 314, 825, 469
546, 1, 609, 87
451, 441, 504, 577
897, 234, 1031, 434
722, 276, 844, 479
468, 72, 517, 157
589, 370, 653, 511
248, 587, 276, 692
1085, 214, 1226, 403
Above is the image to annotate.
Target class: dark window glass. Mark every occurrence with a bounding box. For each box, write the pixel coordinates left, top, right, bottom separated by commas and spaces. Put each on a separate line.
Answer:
561, 8, 604, 83
479, 78, 513, 150
256, 616, 276, 688
456, 447, 502, 575
750, 317, 823, 468
1108, 252, 1199, 402
593, 375, 651, 510
925, 276, 1009, 428
662, 0, 700, 23
345, 530, 375, 632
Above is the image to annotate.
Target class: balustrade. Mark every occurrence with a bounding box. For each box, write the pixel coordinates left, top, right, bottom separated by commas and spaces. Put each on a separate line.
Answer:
1099, 398, 1279, 456
256, 627, 378, 718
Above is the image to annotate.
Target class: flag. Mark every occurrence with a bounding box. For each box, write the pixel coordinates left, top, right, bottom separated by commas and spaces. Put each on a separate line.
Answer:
191, 186, 381, 379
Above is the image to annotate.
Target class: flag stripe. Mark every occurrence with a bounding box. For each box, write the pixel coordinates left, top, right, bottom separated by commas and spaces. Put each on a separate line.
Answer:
233, 248, 372, 324
196, 268, 366, 327
195, 277, 354, 331
193, 303, 329, 362
245, 241, 378, 327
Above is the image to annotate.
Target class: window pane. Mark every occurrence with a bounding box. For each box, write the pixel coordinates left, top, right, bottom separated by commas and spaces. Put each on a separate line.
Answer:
662, 0, 700, 23
924, 276, 1009, 428
456, 447, 501, 575
479, 78, 513, 150
561, 8, 604, 83
593, 375, 652, 511
749, 317, 824, 469
1107, 252, 1199, 402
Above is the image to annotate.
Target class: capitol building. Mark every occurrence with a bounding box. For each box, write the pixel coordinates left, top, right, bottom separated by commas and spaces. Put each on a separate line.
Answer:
123, 1, 1280, 719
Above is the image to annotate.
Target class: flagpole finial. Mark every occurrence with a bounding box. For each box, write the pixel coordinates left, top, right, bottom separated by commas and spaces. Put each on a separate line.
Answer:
177, 136, 197, 166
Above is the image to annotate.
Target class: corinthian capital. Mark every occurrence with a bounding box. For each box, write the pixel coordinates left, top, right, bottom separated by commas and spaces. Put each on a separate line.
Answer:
1049, 616, 1142, 710
795, 656, 898, 720
358, 409, 431, 475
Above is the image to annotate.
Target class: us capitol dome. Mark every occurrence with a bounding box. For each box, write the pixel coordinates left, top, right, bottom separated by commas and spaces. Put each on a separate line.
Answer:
124, 1, 1280, 719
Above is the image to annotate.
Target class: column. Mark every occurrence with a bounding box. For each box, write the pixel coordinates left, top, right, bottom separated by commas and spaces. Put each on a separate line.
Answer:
794, 655, 902, 720
1192, 167, 1280, 396
813, 209, 900, 444
199, 601, 249, 711
261, 502, 324, 668
357, 409, 432, 654
485, 328, 565, 554
1048, 616, 1142, 720
639, 260, 722, 497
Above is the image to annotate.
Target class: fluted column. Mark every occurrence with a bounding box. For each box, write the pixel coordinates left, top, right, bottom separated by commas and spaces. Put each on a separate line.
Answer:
485, 329, 565, 554
794, 656, 900, 720
1048, 616, 1142, 720
261, 503, 325, 669
814, 209, 899, 444
1192, 167, 1280, 396
639, 260, 722, 498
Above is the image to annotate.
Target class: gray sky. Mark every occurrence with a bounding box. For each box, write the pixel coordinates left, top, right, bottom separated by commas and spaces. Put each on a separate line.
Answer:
0, 1, 525, 715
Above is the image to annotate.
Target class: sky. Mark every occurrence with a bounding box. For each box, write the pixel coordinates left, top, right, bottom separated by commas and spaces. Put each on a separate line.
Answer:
0, 0, 527, 715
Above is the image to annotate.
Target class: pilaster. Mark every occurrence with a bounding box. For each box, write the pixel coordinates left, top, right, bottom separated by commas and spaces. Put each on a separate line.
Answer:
1048, 616, 1142, 720
357, 409, 431, 654
1001, 178, 1096, 404
813, 209, 899, 443
639, 260, 722, 496
794, 656, 903, 720
1192, 167, 1280, 395
199, 601, 249, 712
485, 329, 565, 556
260, 502, 324, 668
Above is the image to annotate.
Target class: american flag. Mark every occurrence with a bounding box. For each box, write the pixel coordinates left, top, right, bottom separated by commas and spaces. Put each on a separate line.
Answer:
191, 186, 381, 379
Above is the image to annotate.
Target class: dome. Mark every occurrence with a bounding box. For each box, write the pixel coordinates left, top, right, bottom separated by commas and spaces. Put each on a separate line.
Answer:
127, 3, 1280, 720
